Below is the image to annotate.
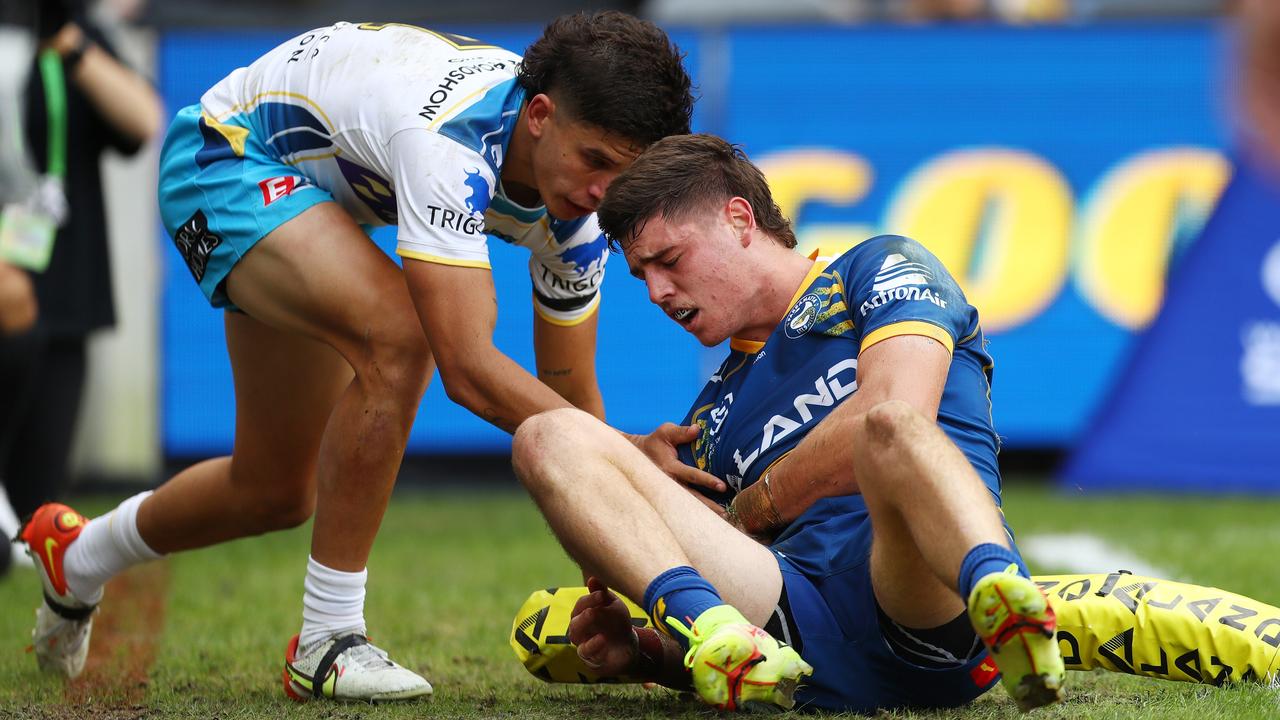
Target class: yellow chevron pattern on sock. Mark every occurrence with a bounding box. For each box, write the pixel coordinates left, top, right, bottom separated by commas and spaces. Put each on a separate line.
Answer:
1037, 572, 1280, 685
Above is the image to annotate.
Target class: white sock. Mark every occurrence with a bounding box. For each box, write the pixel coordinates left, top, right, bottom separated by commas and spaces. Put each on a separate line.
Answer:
0, 484, 32, 568
64, 490, 162, 605
299, 556, 367, 654
0, 481, 30, 566
0, 483, 22, 538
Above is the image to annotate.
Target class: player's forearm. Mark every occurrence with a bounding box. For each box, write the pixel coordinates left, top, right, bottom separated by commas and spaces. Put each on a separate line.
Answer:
438, 345, 573, 433
733, 391, 873, 535
51, 24, 163, 145
537, 368, 605, 420
735, 338, 950, 535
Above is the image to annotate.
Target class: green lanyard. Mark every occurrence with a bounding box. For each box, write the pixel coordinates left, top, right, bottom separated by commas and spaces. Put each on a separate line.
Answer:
37, 48, 66, 179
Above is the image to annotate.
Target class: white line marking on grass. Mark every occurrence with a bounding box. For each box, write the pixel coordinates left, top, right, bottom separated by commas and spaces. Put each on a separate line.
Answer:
1020, 532, 1177, 580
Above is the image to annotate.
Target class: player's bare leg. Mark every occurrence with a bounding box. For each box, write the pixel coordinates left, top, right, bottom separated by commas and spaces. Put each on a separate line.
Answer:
513, 407, 811, 710
36, 203, 435, 699
203, 203, 432, 573
136, 310, 351, 553
851, 400, 1064, 711
513, 407, 779, 620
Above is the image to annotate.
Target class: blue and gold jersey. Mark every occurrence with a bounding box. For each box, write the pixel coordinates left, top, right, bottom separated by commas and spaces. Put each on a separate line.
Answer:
676, 235, 1000, 575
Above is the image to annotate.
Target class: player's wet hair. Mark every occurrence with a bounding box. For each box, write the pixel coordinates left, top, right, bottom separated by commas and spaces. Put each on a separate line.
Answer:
598, 134, 797, 250
518, 12, 693, 147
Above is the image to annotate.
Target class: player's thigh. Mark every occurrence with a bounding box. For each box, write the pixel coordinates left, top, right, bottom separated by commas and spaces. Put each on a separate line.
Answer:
868, 522, 964, 630
157, 107, 427, 375
223, 202, 430, 377
657, 478, 785, 625
521, 408, 783, 623
224, 309, 352, 500
859, 412, 965, 629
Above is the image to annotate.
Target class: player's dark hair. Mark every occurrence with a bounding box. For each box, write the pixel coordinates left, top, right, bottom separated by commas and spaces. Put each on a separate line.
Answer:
517, 12, 693, 147
598, 134, 797, 249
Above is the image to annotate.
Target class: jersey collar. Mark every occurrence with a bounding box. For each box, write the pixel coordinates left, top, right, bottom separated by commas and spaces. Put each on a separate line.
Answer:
729, 250, 829, 354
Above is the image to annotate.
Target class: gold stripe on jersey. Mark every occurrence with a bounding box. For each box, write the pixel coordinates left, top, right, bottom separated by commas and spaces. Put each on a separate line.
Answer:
211, 91, 335, 131
719, 352, 753, 384
284, 150, 342, 165
429, 84, 509, 130
200, 111, 248, 158
532, 294, 600, 327
860, 320, 955, 355
485, 208, 552, 236
824, 320, 855, 337
689, 400, 717, 469
397, 249, 491, 269
815, 300, 848, 324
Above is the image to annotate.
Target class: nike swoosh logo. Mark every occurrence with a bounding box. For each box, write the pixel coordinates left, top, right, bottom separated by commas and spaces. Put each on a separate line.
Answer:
44, 537, 59, 586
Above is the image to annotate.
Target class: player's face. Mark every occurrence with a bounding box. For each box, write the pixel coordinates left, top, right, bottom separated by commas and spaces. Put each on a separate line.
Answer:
529, 101, 640, 219
624, 207, 754, 346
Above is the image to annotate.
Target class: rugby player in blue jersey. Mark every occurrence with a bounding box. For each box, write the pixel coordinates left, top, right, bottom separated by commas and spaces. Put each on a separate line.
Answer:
19, 13, 703, 702
511, 134, 1065, 713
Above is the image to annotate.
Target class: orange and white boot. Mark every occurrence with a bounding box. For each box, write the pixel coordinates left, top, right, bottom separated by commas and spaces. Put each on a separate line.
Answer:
20, 503, 97, 678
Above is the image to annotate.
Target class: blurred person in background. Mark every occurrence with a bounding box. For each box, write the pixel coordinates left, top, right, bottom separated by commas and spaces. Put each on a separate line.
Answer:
1240, 0, 1280, 169
0, 0, 162, 577
18, 11, 698, 703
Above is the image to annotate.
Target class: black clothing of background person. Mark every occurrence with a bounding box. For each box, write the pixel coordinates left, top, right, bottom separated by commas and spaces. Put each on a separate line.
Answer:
0, 11, 158, 520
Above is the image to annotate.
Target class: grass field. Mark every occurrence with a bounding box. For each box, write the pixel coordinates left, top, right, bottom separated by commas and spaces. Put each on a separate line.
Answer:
1, 479, 1278, 719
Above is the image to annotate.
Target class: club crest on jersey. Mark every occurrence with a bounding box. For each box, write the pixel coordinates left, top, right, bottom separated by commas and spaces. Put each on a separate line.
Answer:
784, 293, 823, 339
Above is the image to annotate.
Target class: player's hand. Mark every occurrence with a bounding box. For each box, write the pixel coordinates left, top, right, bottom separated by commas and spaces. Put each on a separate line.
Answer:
569, 577, 638, 676
0, 260, 37, 336
628, 423, 727, 493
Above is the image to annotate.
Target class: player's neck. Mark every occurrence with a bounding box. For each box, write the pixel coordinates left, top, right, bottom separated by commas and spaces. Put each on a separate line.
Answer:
737, 247, 816, 343
500, 108, 541, 206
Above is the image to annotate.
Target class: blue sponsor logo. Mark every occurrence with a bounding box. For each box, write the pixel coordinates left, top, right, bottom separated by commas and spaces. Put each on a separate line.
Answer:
558, 233, 608, 276
463, 168, 489, 216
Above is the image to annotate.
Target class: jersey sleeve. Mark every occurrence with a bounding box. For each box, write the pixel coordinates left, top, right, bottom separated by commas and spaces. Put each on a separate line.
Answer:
842, 235, 970, 355
389, 129, 495, 268
525, 215, 608, 326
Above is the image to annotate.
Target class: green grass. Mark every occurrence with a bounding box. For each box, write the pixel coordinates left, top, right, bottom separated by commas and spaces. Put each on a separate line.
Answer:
1, 482, 1278, 718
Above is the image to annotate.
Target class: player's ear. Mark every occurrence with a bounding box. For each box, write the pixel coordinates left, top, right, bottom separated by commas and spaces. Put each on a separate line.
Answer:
726, 197, 755, 247
525, 93, 555, 140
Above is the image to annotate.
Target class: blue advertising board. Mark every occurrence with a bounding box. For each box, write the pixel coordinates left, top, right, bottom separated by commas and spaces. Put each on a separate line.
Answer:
158, 23, 1232, 456
1063, 153, 1280, 492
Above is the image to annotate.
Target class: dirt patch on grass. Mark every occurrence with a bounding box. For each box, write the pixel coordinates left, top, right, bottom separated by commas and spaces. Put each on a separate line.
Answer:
64, 561, 170, 706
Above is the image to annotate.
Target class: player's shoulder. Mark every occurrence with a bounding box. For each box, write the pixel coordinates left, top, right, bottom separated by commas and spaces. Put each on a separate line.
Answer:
826, 234, 947, 285
344, 21, 520, 61
832, 234, 930, 269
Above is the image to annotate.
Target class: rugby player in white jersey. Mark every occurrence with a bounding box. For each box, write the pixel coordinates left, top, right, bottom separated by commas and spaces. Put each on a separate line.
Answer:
19, 12, 698, 702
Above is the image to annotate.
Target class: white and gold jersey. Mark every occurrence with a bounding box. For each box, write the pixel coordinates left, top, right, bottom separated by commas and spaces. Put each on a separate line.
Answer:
199, 21, 605, 323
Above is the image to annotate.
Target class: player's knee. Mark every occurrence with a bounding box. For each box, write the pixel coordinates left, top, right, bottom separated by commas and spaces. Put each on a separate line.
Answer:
862, 399, 921, 447
353, 327, 432, 401
242, 484, 316, 533
511, 408, 595, 484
